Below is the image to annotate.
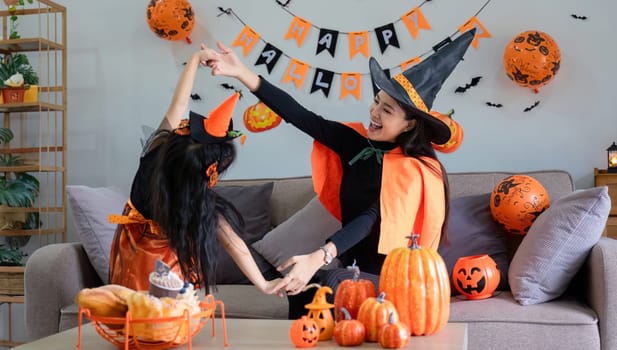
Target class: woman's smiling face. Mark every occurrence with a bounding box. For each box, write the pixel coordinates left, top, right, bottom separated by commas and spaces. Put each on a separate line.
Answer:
368, 90, 416, 142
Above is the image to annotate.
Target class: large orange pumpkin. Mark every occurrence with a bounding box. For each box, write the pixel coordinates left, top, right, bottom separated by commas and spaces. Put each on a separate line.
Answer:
146, 0, 194, 43
379, 234, 450, 336
503, 30, 560, 93
430, 109, 464, 153
333, 261, 377, 322
452, 254, 500, 300
243, 101, 282, 133
489, 174, 550, 234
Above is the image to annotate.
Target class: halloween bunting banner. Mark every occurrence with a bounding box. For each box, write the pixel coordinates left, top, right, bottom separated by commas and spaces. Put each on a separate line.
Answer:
219, 0, 493, 101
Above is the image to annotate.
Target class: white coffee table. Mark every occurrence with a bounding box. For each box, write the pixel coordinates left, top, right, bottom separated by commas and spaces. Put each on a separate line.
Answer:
13, 318, 467, 350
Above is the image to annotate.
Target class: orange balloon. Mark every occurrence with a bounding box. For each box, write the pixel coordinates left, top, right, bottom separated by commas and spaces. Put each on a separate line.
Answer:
489, 175, 550, 234
503, 31, 560, 92
146, 0, 194, 42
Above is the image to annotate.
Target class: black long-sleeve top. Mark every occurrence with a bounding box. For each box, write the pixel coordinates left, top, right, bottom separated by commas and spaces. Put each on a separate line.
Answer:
254, 77, 398, 274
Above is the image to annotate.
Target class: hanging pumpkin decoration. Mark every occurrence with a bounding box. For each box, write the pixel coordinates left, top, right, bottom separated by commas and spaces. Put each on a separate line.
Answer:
146, 0, 195, 44
489, 174, 550, 235
378, 312, 410, 349
333, 260, 377, 322
379, 234, 450, 336
356, 291, 399, 342
333, 307, 366, 347
289, 315, 319, 348
503, 30, 561, 93
453, 254, 501, 300
430, 109, 464, 153
243, 100, 282, 133
304, 285, 335, 341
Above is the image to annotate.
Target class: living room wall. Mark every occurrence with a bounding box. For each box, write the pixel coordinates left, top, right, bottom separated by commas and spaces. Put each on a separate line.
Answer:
1, 0, 615, 345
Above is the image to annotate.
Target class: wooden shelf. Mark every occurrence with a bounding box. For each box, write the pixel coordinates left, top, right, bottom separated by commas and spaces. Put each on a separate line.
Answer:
594, 168, 617, 238
0, 101, 64, 112
0, 37, 63, 54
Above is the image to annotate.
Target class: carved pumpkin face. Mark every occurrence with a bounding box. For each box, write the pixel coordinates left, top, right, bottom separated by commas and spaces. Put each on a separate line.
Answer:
453, 255, 500, 300
489, 175, 550, 234
146, 0, 195, 41
243, 101, 282, 133
289, 316, 319, 348
430, 110, 464, 153
305, 286, 335, 341
503, 30, 560, 92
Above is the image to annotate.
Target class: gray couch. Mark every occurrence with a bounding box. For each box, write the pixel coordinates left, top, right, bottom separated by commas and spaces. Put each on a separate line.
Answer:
25, 170, 617, 349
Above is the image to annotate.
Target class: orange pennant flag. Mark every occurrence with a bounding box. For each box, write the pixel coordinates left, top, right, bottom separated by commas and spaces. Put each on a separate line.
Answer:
459, 16, 491, 49
348, 31, 369, 59
340, 73, 361, 100
232, 25, 260, 57
401, 7, 431, 40
284, 16, 312, 48
400, 56, 422, 72
282, 58, 310, 90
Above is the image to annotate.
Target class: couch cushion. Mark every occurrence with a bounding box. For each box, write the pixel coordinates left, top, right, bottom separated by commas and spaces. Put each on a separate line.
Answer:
438, 193, 510, 293
509, 186, 610, 305
252, 196, 341, 270
66, 185, 126, 283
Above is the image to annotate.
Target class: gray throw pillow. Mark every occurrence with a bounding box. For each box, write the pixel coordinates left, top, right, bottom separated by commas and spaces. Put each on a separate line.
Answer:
509, 186, 610, 305
66, 185, 127, 284
212, 182, 274, 284
438, 193, 510, 293
252, 196, 341, 270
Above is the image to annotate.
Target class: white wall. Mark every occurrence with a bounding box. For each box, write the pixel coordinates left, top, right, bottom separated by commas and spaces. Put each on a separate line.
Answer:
2, 0, 615, 345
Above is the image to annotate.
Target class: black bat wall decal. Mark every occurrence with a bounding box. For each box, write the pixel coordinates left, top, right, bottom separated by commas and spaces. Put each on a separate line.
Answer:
486, 102, 503, 108
455, 76, 482, 93
524, 101, 540, 112
571, 14, 588, 20
220, 83, 243, 99
190, 93, 201, 101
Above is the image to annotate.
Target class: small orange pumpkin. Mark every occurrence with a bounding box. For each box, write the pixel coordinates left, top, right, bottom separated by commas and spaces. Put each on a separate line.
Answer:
356, 291, 398, 342
305, 285, 335, 341
378, 312, 410, 349
489, 174, 550, 234
243, 100, 282, 133
379, 234, 450, 336
453, 254, 501, 300
333, 260, 377, 322
431, 109, 464, 153
289, 316, 319, 348
333, 307, 365, 347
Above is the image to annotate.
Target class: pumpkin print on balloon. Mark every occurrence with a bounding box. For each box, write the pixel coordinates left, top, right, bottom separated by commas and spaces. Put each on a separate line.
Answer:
243, 101, 282, 133
146, 0, 194, 43
289, 316, 319, 348
490, 174, 550, 235
503, 30, 561, 93
453, 254, 500, 300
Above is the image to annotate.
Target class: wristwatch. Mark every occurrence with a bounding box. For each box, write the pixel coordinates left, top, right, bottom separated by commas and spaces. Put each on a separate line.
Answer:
320, 245, 334, 266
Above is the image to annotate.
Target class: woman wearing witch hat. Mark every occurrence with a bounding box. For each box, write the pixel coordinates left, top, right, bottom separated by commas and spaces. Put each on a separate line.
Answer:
108, 46, 287, 296
203, 29, 476, 318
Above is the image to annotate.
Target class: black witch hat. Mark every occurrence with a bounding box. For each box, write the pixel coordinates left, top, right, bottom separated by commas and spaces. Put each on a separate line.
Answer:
369, 28, 476, 145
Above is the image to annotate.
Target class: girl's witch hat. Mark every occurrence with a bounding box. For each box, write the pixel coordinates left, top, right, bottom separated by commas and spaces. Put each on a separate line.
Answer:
189, 92, 243, 144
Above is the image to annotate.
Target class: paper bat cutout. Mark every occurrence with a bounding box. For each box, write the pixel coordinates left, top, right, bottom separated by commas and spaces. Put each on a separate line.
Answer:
486, 102, 503, 108
571, 14, 588, 20
455, 76, 482, 93
220, 83, 243, 99
524, 101, 540, 112
190, 93, 202, 101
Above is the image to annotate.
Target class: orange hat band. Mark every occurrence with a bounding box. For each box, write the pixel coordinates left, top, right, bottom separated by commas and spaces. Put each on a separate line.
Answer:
393, 74, 428, 113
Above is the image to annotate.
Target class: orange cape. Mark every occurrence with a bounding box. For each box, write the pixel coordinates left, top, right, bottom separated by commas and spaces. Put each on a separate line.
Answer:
311, 123, 445, 254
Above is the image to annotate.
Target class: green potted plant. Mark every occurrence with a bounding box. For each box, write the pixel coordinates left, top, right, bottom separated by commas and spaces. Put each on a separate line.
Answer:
0, 53, 39, 103
0, 127, 40, 234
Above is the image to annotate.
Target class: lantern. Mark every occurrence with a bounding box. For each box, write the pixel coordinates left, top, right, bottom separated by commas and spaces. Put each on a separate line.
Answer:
305, 285, 335, 341
503, 30, 560, 93
289, 316, 319, 348
607, 142, 617, 173
243, 101, 282, 133
490, 175, 550, 234
146, 0, 194, 43
452, 254, 500, 300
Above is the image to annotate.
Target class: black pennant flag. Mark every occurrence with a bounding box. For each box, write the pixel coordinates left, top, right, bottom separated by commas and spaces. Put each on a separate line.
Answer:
311, 68, 334, 97
316, 28, 339, 57
375, 23, 400, 54
371, 68, 390, 97
255, 43, 282, 74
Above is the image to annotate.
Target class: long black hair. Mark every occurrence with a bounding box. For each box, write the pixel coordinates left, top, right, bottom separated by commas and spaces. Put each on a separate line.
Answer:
148, 130, 245, 292
395, 105, 450, 245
